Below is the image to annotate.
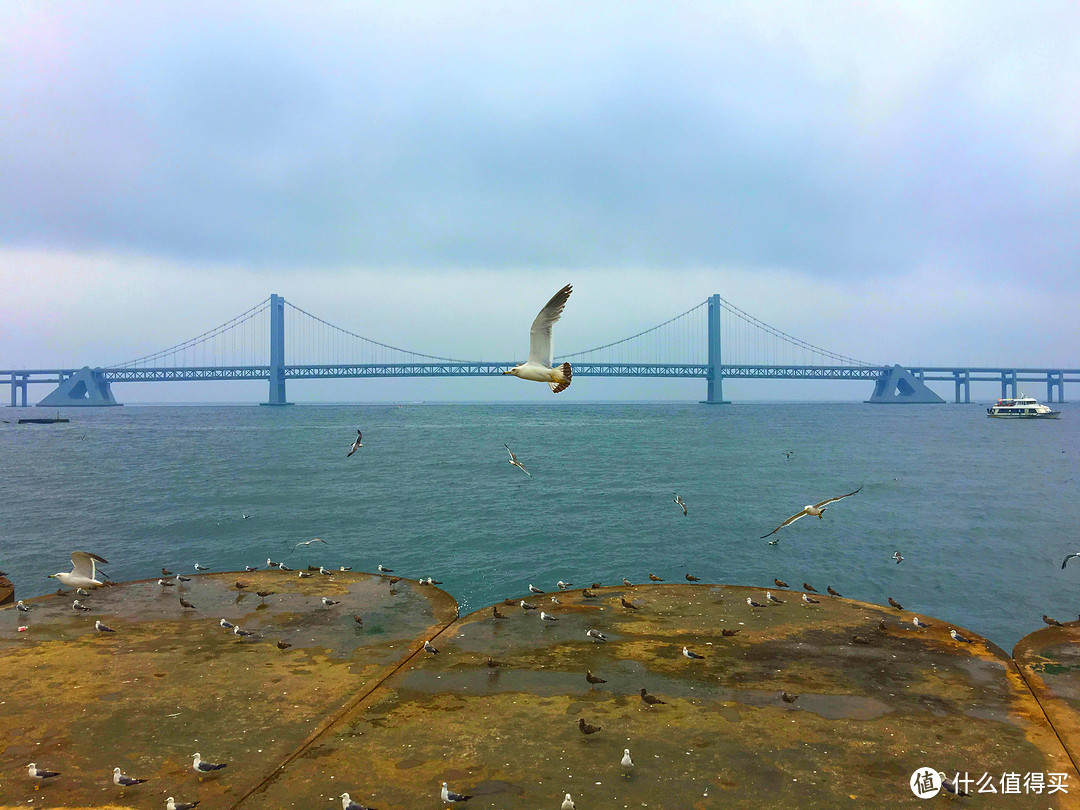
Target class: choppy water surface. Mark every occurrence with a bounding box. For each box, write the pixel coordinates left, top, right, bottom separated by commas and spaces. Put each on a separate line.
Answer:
3, 402, 1077, 648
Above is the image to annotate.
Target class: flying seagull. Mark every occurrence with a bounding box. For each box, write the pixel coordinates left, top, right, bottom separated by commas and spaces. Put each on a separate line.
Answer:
673, 493, 687, 516
502, 283, 574, 393
893, 551, 904, 564
112, 767, 148, 787
760, 486, 864, 539
167, 798, 201, 810
191, 753, 227, 775
49, 551, 109, 589
295, 538, 328, 548
504, 444, 531, 476
441, 782, 473, 803
347, 429, 363, 457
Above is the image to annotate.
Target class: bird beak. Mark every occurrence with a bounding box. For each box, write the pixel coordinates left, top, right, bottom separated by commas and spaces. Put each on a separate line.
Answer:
46, 574, 54, 579
502, 369, 512, 375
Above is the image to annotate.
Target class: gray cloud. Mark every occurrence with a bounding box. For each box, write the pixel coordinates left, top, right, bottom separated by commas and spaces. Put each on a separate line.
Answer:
2, 1, 1079, 283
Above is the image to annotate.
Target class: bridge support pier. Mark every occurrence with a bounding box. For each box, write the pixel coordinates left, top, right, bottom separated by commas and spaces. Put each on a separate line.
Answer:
263, 293, 292, 406
8, 374, 28, 407
700, 294, 730, 404
37, 367, 119, 406
953, 370, 970, 404
1000, 371, 1018, 400
1046, 371, 1065, 403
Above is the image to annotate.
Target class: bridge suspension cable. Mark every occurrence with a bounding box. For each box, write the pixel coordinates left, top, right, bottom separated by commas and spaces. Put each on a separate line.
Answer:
115, 298, 271, 368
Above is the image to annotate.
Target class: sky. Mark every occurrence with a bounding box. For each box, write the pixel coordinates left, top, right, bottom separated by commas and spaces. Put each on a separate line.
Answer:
2, 0, 1079, 403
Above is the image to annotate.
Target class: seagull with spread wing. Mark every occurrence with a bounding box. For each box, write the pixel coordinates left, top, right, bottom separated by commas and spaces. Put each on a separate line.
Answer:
346, 429, 363, 457
502, 284, 573, 393
673, 493, 687, 516
1062, 552, 1080, 569
49, 551, 109, 589
760, 486, 864, 539
503, 444, 531, 476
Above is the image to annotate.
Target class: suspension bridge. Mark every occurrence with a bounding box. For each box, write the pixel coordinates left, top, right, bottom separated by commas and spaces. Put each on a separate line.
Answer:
4, 294, 1077, 406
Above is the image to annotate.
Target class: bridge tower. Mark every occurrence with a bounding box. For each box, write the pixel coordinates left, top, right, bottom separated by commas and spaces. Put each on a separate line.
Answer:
264, 294, 290, 406
700, 294, 730, 404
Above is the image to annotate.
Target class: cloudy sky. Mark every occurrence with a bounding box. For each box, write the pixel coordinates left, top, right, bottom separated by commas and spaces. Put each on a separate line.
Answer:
2, 1, 1079, 402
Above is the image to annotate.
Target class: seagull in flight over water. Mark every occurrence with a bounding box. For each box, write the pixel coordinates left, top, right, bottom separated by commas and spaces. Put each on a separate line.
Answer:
673, 493, 687, 516
502, 284, 574, 393
760, 486, 864, 539
347, 429, 363, 457
49, 551, 109, 589
504, 444, 531, 476
1062, 551, 1080, 569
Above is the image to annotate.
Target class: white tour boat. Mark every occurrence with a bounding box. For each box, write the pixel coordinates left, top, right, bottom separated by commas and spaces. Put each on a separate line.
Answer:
986, 394, 1061, 419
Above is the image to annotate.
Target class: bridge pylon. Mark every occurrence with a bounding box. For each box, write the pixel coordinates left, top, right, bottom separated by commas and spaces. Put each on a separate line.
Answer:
700, 294, 730, 404
262, 293, 291, 406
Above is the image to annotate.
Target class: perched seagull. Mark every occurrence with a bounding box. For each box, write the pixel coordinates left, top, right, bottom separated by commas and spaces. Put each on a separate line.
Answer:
781, 691, 799, 703
16, 600, 30, 612
295, 538, 328, 549
319, 567, 334, 576
112, 767, 148, 787
339, 566, 352, 572
77, 587, 90, 595
621, 597, 639, 610
581, 588, 597, 598
378, 564, 393, 573
340, 792, 373, 810
540, 611, 558, 622
746, 597, 766, 608
346, 429, 363, 457
586, 629, 608, 642
888, 597, 904, 610
28, 762, 61, 783
893, 551, 904, 564
161, 568, 173, 576
826, 586, 842, 597
802, 594, 820, 605
529, 584, 543, 594
276, 640, 292, 650
950, 629, 973, 643
520, 600, 538, 611
550, 596, 561, 605
492, 606, 505, 620
219, 619, 235, 630
266, 558, 280, 568
683, 646, 705, 659
440, 782, 473, 803
167, 798, 201, 810
685, 573, 700, 582
766, 591, 785, 604
721, 628, 740, 636
585, 670, 607, 685
158, 578, 175, 587
649, 573, 664, 582
278, 563, 292, 571
913, 616, 931, 629
502, 283, 574, 393
1043, 614, 1064, 627
179, 597, 196, 610
297, 571, 312, 579
175, 574, 192, 583
562, 793, 576, 810
72, 600, 91, 611
557, 580, 573, 590
578, 717, 602, 736
191, 753, 227, 775
49, 551, 109, 589
622, 578, 633, 587
673, 493, 687, 516
194, 563, 208, 571
423, 639, 439, 654
851, 635, 871, 645
940, 773, 970, 797
774, 578, 789, 588
803, 583, 818, 592
233, 626, 256, 638
621, 748, 634, 772
321, 597, 340, 607
639, 687, 667, 708
759, 486, 864, 539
